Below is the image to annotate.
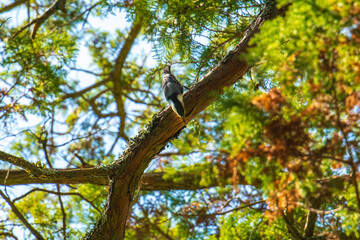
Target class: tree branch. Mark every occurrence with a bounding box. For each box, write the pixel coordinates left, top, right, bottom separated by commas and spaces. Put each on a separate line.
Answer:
49, 1, 102, 35
0, 189, 45, 240
179, 200, 266, 218
62, 78, 110, 100
1, 161, 358, 193
0, 168, 233, 189
0, 17, 11, 28
0, 232, 18, 240
83, 2, 289, 239
283, 212, 302, 240
0, 150, 110, 181
11, 187, 102, 214
61, 15, 143, 143
110, 15, 143, 143
11, 0, 66, 39
0, 150, 47, 177
303, 198, 321, 238
0, 0, 27, 14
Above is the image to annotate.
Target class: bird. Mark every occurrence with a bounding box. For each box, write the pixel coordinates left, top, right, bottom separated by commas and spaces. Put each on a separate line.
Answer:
162, 65, 185, 123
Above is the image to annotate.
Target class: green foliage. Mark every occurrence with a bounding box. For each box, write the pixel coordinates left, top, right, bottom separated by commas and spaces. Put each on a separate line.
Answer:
209, 209, 292, 239
1, 0, 360, 239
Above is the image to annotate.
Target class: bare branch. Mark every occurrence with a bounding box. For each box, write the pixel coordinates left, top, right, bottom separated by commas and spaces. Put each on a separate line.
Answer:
111, 16, 143, 81
67, 67, 108, 77
157, 150, 200, 157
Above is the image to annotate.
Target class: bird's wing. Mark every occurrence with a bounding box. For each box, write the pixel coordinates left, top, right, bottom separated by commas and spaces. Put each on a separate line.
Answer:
167, 73, 183, 93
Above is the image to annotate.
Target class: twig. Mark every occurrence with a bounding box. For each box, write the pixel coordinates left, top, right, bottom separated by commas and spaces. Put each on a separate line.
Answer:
157, 150, 200, 157
149, 222, 173, 240
49, 1, 102, 34
57, 184, 67, 240
12, 187, 101, 214
0, 17, 11, 28
11, 0, 66, 39
40, 133, 67, 239
249, 216, 263, 240
296, 202, 342, 215
74, 153, 93, 168
106, 132, 122, 156
67, 67, 107, 77
0, 189, 45, 240
4, 166, 11, 197
180, 200, 266, 217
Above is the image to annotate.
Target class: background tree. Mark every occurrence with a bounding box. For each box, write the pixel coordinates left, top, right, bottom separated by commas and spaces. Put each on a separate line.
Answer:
0, 0, 359, 239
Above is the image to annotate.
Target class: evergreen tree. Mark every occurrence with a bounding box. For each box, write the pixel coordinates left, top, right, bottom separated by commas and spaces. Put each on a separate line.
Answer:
0, 0, 359, 239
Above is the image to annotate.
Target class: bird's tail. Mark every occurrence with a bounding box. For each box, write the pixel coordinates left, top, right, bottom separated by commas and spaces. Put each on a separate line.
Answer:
168, 93, 185, 118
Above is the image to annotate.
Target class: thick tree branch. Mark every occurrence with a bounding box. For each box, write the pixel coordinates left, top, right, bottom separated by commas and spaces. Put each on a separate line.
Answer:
83, 2, 289, 239
283, 212, 302, 240
0, 168, 232, 188
303, 198, 321, 238
1, 168, 358, 192
0, 150, 47, 177
0, 150, 110, 181
0, 189, 45, 240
